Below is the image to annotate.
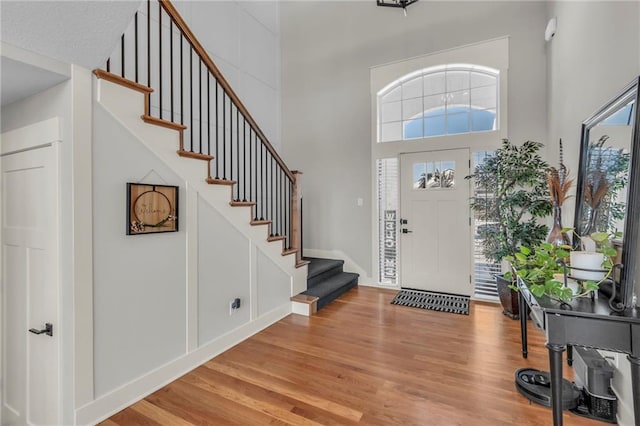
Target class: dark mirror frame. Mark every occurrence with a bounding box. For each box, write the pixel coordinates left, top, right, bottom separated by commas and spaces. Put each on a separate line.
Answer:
573, 76, 640, 312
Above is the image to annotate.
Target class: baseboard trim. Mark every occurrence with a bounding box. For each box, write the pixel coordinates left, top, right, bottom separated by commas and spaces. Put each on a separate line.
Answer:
357, 281, 395, 288
471, 298, 500, 307
75, 304, 291, 426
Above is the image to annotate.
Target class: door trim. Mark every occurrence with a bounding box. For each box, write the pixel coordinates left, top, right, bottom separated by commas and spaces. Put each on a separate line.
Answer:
398, 148, 472, 295
1, 118, 62, 425
1, 117, 60, 156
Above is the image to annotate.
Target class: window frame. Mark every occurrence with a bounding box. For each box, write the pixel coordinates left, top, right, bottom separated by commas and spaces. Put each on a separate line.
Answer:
369, 38, 509, 289
377, 64, 500, 143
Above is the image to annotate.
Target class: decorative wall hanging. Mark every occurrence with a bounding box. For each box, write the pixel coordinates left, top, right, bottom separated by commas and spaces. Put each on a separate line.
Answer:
377, 0, 417, 16
377, 0, 417, 9
127, 183, 179, 235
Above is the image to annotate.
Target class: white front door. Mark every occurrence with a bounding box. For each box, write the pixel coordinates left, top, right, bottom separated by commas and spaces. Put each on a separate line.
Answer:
400, 149, 471, 296
1, 133, 60, 425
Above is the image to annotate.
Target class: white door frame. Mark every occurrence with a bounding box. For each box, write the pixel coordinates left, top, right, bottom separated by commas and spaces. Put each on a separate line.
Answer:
398, 148, 472, 295
369, 38, 509, 288
1, 118, 62, 425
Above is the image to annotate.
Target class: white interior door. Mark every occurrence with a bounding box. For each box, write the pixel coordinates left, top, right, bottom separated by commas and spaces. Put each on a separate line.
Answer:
400, 149, 471, 296
1, 137, 60, 425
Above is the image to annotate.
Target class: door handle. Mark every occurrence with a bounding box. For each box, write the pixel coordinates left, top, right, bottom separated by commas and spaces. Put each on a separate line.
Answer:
29, 323, 53, 337
402, 228, 412, 233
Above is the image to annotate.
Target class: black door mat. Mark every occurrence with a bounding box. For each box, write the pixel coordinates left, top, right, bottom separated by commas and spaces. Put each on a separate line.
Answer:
391, 289, 470, 315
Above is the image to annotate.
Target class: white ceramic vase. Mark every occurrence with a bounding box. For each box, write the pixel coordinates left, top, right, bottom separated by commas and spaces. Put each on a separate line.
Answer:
570, 251, 605, 281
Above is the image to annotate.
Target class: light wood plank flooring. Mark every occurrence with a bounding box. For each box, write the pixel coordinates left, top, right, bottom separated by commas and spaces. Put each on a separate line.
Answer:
103, 287, 602, 425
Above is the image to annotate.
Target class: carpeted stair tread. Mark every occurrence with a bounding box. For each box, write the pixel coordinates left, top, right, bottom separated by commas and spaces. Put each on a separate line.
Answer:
303, 271, 358, 309
304, 271, 358, 296
306, 257, 344, 280
303, 257, 358, 310
316, 277, 358, 310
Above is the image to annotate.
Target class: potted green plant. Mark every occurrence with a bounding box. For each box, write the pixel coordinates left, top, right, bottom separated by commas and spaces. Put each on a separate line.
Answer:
467, 139, 552, 318
506, 230, 617, 303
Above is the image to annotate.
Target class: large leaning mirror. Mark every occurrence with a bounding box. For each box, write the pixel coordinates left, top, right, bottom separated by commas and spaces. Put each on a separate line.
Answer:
573, 76, 640, 312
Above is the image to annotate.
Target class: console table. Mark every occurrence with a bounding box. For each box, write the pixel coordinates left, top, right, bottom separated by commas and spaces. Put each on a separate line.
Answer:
516, 277, 640, 426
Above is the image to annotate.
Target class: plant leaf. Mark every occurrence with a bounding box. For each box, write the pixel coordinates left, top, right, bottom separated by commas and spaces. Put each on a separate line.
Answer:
545, 279, 563, 292
590, 232, 609, 243
530, 284, 545, 297
558, 287, 574, 302
584, 281, 600, 292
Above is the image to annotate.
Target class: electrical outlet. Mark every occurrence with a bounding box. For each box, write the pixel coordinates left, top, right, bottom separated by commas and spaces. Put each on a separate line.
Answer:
600, 350, 618, 368
229, 298, 241, 316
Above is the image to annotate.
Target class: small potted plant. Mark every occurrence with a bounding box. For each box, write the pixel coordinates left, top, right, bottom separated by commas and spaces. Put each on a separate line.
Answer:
467, 139, 552, 318
507, 230, 617, 303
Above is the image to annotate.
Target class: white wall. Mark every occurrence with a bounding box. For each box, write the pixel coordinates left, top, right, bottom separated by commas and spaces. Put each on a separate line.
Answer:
91, 100, 296, 398
173, 1, 281, 148
92, 105, 188, 396
281, 1, 548, 278
103, 1, 283, 186
546, 1, 640, 226
545, 2, 640, 425
198, 198, 252, 343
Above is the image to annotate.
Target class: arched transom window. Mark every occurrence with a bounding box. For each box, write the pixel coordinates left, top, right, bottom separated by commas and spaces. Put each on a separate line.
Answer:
377, 64, 499, 142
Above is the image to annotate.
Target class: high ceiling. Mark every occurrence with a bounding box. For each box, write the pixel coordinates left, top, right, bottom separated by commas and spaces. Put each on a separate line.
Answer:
1, 0, 142, 106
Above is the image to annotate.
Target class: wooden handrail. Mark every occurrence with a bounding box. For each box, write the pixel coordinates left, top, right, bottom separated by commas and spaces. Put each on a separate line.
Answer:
159, 0, 294, 182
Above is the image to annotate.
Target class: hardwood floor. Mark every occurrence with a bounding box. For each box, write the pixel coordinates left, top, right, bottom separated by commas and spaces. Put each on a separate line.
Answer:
103, 287, 602, 425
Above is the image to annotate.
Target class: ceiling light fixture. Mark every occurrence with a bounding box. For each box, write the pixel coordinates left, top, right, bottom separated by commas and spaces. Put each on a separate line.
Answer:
377, 0, 418, 16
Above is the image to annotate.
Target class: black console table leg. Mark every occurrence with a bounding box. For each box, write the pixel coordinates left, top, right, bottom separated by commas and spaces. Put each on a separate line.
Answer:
547, 343, 566, 426
567, 345, 573, 367
519, 290, 528, 358
628, 355, 640, 426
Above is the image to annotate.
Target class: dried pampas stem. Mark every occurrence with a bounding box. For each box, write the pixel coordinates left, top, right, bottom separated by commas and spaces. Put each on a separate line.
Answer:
548, 139, 573, 207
